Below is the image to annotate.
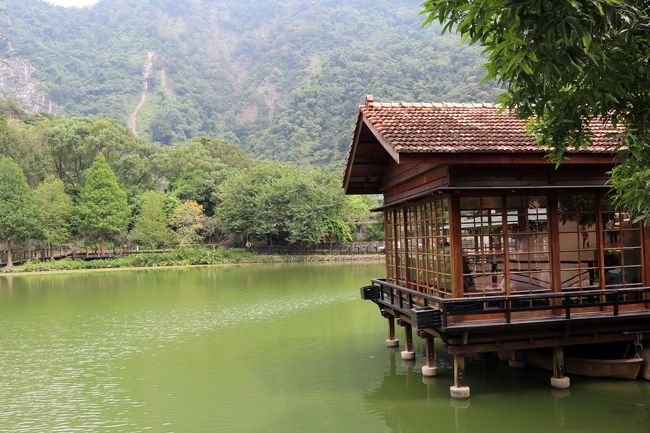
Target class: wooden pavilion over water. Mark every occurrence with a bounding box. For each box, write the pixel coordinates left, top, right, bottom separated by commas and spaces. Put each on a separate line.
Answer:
345, 96, 650, 399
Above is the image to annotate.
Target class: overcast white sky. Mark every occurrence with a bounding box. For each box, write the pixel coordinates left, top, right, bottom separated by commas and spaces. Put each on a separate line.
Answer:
44, 0, 98, 7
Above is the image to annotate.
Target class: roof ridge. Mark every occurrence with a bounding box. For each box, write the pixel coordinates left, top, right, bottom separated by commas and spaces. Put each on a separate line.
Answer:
362, 96, 496, 109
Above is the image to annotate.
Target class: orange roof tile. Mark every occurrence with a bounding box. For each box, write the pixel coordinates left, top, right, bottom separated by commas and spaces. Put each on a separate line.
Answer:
359, 98, 621, 154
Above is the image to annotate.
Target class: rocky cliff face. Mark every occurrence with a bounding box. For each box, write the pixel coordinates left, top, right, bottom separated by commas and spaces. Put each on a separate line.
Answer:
0, 58, 58, 113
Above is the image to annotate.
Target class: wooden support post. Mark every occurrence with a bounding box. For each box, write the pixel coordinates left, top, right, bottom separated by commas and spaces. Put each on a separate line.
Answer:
422, 334, 438, 377
551, 346, 570, 389
641, 340, 650, 381
401, 322, 415, 360
508, 350, 526, 368
385, 315, 399, 347
450, 354, 470, 399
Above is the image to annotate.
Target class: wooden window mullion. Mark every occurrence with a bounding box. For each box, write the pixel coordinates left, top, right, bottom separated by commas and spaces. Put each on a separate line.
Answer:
595, 195, 606, 292
449, 194, 463, 298
501, 194, 510, 295
403, 207, 409, 288
548, 193, 562, 294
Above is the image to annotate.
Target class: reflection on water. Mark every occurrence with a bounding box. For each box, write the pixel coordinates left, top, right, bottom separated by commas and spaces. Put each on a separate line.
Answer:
0, 263, 649, 433
365, 346, 650, 433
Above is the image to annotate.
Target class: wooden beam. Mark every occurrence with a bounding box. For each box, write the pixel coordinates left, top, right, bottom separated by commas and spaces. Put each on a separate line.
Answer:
548, 194, 562, 316
446, 331, 638, 354
449, 194, 464, 298
362, 116, 400, 164
343, 113, 364, 192
381, 164, 447, 191
553, 346, 565, 378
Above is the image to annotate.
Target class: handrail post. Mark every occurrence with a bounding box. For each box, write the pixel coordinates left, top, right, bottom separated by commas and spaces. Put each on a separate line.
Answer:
565, 294, 570, 320
613, 289, 619, 316
442, 303, 448, 328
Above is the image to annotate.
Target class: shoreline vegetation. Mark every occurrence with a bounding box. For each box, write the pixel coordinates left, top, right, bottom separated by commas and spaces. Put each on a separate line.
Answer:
0, 247, 383, 275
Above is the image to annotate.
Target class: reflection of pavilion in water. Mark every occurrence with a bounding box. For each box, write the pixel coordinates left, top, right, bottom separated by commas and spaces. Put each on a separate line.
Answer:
345, 97, 650, 399
364, 348, 650, 433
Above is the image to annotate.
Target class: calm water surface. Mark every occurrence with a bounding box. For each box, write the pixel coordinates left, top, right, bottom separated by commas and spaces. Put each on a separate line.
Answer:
0, 263, 648, 433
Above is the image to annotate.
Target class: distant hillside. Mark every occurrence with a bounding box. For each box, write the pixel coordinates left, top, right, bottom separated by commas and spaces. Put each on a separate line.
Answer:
0, 0, 500, 167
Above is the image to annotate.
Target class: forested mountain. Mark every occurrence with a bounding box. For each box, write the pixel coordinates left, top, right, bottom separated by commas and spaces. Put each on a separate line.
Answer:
0, 0, 500, 167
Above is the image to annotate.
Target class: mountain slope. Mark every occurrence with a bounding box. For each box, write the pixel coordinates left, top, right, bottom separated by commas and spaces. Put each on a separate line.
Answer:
0, 0, 500, 167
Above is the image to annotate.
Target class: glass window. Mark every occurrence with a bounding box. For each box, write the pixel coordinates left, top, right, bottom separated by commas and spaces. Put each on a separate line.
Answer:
602, 197, 642, 288
557, 194, 599, 291
505, 196, 551, 293
384, 198, 451, 297
460, 196, 506, 294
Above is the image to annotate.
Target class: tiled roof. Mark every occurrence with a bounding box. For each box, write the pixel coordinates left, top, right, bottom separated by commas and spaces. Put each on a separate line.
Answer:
360, 97, 621, 154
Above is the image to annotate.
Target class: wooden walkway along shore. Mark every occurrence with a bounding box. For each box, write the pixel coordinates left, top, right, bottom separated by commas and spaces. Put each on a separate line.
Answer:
0, 248, 126, 267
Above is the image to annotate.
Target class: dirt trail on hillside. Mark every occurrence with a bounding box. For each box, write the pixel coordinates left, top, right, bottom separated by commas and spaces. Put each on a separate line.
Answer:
127, 51, 156, 136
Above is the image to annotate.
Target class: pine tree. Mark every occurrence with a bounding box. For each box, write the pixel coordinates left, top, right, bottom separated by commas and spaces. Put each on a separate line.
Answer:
0, 158, 40, 266
130, 191, 173, 248
76, 155, 130, 253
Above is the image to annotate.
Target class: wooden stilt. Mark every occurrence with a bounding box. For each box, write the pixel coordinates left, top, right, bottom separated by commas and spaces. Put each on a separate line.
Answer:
508, 350, 526, 368
385, 315, 399, 347
422, 334, 438, 376
454, 354, 465, 387
401, 322, 415, 360
551, 346, 570, 389
450, 354, 470, 399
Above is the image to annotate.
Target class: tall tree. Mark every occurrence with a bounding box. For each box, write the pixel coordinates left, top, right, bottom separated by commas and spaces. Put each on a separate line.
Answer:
130, 191, 174, 248
157, 137, 253, 215
45, 116, 158, 197
0, 158, 40, 266
76, 155, 130, 253
216, 161, 348, 246
34, 175, 73, 252
422, 0, 650, 218
170, 200, 208, 245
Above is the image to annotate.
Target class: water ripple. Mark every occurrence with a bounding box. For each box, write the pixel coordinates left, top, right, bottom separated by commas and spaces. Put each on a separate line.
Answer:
0, 286, 352, 432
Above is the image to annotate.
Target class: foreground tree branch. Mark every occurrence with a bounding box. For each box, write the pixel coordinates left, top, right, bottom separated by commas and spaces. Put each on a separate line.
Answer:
422, 0, 650, 219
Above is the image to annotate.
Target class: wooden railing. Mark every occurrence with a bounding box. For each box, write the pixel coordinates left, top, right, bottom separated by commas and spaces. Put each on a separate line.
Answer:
365, 278, 650, 329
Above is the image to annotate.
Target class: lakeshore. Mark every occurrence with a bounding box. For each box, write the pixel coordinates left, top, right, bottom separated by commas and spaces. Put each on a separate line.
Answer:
0, 248, 383, 275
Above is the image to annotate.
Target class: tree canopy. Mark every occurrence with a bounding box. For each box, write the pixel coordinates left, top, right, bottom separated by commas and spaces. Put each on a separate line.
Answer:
170, 200, 209, 245
0, 158, 40, 265
34, 174, 73, 246
422, 0, 650, 219
0, 105, 381, 250
76, 155, 131, 246
130, 190, 174, 248
45, 116, 158, 197
216, 162, 349, 245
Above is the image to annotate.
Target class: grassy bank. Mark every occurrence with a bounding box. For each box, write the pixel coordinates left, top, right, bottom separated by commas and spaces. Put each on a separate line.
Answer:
1, 247, 383, 274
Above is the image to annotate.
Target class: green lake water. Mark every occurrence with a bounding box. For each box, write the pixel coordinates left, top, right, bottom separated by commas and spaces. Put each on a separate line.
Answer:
0, 263, 648, 433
